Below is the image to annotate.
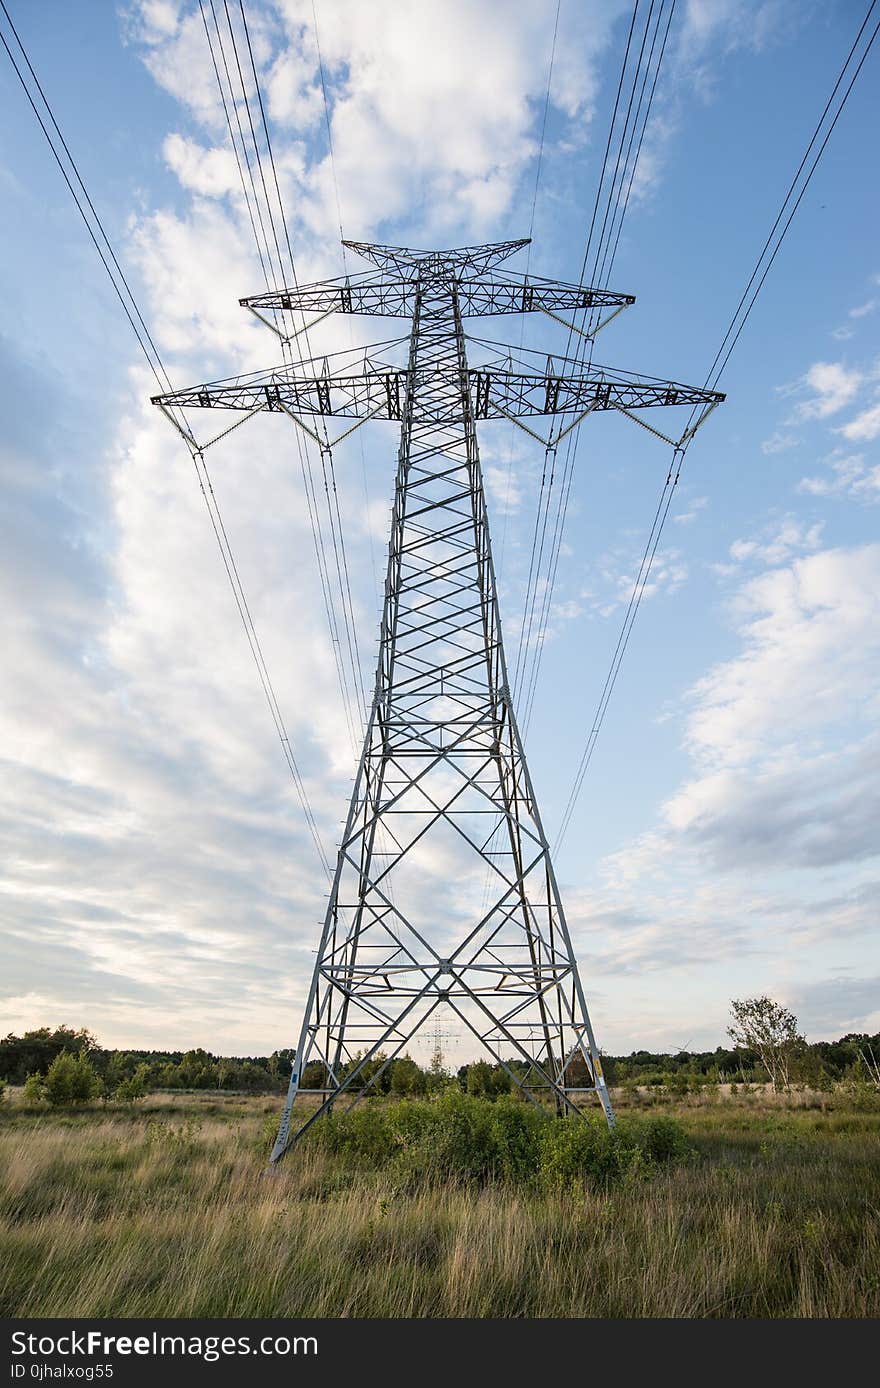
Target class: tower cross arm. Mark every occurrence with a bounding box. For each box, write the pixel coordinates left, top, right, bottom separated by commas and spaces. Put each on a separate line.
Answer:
151, 366, 407, 420
471, 366, 725, 419
151, 361, 724, 423
242, 276, 634, 321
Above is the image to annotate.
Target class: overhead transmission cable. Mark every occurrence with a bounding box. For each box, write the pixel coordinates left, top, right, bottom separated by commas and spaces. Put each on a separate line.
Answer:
202, 4, 363, 763
554, 0, 880, 850
511, 0, 644, 703
204, 1, 369, 753
478, 0, 562, 916
513, 0, 675, 731
496, 0, 561, 585
218, 2, 400, 904
486, 0, 663, 912
0, 0, 332, 878
220, 2, 400, 902
518, 0, 676, 737
310, 0, 382, 615
238, 0, 370, 733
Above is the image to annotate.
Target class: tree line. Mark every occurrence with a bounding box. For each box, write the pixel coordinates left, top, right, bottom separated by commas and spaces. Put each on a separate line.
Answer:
2, 999, 879, 1105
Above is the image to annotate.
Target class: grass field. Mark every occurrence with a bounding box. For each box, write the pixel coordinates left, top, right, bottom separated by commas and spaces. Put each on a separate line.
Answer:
1, 1086, 878, 1318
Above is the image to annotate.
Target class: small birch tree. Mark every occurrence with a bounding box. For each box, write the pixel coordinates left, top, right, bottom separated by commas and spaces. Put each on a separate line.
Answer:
727, 996, 805, 1090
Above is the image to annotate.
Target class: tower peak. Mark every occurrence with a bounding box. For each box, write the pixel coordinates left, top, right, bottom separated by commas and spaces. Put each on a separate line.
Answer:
341, 237, 530, 278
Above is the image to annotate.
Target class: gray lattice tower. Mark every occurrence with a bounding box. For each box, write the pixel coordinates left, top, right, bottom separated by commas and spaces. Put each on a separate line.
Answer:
152, 238, 723, 1162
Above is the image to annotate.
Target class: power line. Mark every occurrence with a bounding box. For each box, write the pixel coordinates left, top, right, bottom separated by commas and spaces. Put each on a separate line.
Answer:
201, 0, 275, 301
243, 0, 369, 728
514, 0, 676, 727
238, 0, 299, 288
497, 0, 562, 583
586, 0, 658, 298
0, 3, 172, 399
0, 0, 332, 877
596, 0, 675, 294
577, 0, 641, 292
702, 0, 879, 396
511, 2, 642, 685
311, 0, 347, 258
204, 2, 368, 751
554, 0, 880, 849
527, 0, 562, 243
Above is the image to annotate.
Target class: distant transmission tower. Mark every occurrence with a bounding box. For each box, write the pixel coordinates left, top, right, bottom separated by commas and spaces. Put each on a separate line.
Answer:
153, 238, 722, 1162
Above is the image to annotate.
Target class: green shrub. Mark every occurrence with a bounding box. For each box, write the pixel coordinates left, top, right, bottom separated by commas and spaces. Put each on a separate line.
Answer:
639, 1115, 692, 1164
538, 1113, 643, 1189
487, 1097, 549, 1181
300, 1094, 691, 1190
114, 1064, 150, 1104
42, 1050, 100, 1106
0, 1077, 6, 1105
23, 1072, 46, 1104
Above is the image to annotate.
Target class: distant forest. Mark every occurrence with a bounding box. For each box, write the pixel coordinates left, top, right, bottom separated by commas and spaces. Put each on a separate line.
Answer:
2, 1025, 878, 1096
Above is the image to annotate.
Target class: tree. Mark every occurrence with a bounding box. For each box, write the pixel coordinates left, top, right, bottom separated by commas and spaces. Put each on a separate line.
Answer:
0, 1027, 99, 1083
113, 1063, 150, 1104
23, 1072, 45, 1104
268, 1048, 295, 1078
465, 1060, 510, 1098
176, 1048, 215, 1088
390, 1055, 426, 1096
41, 1050, 100, 1106
727, 997, 805, 1090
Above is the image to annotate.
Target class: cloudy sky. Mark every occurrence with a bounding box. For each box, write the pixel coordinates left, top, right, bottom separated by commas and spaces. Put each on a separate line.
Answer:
1, 0, 878, 1060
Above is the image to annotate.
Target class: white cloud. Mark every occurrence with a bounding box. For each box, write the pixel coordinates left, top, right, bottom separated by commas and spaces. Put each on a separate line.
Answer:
162, 134, 243, 199
569, 542, 880, 1045
680, 0, 789, 55
839, 400, 880, 442
686, 544, 880, 769
798, 450, 880, 504
673, 494, 708, 525
130, 0, 621, 246
592, 545, 688, 617
4, 0, 634, 1052
7, 0, 875, 1058
797, 361, 863, 419
726, 516, 823, 567
849, 297, 879, 321
761, 430, 798, 455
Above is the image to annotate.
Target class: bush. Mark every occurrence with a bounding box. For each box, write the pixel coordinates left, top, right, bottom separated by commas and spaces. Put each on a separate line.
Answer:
42, 1050, 100, 1106
301, 1093, 691, 1190
390, 1056, 427, 1097
0, 1077, 6, 1105
538, 1114, 642, 1189
114, 1064, 150, 1104
23, 1072, 45, 1104
465, 1060, 511, 1098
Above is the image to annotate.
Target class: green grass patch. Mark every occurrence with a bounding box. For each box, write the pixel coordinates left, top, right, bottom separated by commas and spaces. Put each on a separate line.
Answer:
1, 1088, 878, 1317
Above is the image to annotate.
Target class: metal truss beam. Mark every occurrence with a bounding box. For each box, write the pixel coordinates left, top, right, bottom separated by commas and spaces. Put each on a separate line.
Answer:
241, 271, 634, 321
151, 361, 723, 420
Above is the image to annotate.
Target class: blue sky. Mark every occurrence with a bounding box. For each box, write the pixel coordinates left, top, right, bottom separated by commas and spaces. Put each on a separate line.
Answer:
1, 0, 878, 1060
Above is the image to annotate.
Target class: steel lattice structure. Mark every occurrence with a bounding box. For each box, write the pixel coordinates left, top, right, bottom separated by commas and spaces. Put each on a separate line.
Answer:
152, 239, 723, 1163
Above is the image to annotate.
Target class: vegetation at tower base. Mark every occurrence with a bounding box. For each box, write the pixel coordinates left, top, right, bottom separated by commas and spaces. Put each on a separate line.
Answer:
1, 1085, 878, 1317
290, 1089, 691, 1189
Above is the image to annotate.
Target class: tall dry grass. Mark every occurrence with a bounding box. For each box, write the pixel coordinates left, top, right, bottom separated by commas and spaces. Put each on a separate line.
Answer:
1, 1089, 878, 1317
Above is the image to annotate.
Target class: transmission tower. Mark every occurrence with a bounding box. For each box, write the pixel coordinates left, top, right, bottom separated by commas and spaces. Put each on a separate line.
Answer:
153, 238, 723, 1163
